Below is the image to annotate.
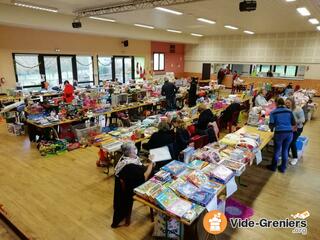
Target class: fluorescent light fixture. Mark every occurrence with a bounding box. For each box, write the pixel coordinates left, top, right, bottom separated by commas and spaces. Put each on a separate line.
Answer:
191, 33, 203, 37
197, 18, 216, 24
297, 7, 311, 16
134, 23, 154, 29
244, 30, 255, 35
167, 29, 182, 33
224, 25, 238, 30
317, 26, 320, 31
14, 1, 58, 12
286, 0, 296, 2
309, 18, 319, 25
89, 16, 115, 22
155, 7, 182, 15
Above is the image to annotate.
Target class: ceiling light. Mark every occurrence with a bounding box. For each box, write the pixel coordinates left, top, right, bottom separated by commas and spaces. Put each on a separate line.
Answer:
134, 23, 154, 29
317, 26, 320, 31
297, 7, 311, 16
286, 0, 296, 2
309, 18, 319, 25
14, 1, 58, 12
191, 33, 203, 37
224, 25, 238, 30
167, 29, 182, 33
244, 30, 255, 35
197, 18, 216, 24
155, 7, 183, 15
89, 16, 115, 22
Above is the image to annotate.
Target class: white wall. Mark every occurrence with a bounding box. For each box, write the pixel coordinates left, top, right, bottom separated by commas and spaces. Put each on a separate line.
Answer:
185, 32, 320, 79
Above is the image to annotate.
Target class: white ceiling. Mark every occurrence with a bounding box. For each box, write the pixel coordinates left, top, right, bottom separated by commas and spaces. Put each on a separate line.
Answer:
0, 0, 320, 42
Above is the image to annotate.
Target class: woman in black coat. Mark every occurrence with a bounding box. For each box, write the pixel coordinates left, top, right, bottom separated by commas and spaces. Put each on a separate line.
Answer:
172, 118, 190, 160
188, 78, 198, 107
111, 142, 154, 228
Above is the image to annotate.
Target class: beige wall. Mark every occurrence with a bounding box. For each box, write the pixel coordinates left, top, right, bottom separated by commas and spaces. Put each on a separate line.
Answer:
0, 25, 151, 88
185, 32, 320, 80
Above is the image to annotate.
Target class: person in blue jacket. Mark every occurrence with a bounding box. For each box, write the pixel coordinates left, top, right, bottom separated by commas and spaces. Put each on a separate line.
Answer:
268, 98, 296, 173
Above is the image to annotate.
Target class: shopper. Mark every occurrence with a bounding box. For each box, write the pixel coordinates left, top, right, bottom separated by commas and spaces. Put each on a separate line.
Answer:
41, 80, 49, 90
111, 142, 154, 228
254, 89, 268, 107
220, 100, 241, 130
188, 78, 198, 107
171, 118, 190, 160
217, 68, 225, 85
196, 104, 218, 143
231, 71, 239, 94
143, 121, 174, 151
268, 98, 296, 173
285, 98, 305, 165
63, 80, 74, 103
267, 70, 273, 77
161, 78, 178, 111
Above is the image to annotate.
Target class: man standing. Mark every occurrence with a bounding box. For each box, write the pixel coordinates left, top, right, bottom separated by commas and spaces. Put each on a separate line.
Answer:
161, 77, 178, 111
217, 68, 225, 85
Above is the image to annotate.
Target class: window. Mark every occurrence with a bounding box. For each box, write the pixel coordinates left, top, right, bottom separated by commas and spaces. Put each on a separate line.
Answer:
260, 65, 271, 73
44, 56, 59, 87
76, 56, 94, 83
286, 66, 297, 77
153, 53, 165, 71
114, 57, 124, 83
60, 56, 74, 84
124, 57, 132, 83
134, 57, 145, 79
274, 65, 285, 76
98, 56, 112, 82
113, 57, 134, 83
14, 54, 41, 87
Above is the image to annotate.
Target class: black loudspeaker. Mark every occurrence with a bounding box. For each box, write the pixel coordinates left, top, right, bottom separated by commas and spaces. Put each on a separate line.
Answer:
202, 63, 211, 80
122, 40, 129, 47
72, 21, 82, 28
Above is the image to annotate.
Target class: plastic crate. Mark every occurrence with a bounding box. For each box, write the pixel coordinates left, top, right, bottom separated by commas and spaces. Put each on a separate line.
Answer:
73, 123, 101, 141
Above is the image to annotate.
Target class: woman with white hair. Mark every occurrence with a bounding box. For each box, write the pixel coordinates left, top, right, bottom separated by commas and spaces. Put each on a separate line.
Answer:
111, 142, 154, 228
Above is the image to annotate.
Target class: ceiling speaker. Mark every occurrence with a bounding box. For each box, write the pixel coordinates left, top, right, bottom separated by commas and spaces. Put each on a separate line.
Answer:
122, 40, 129, 47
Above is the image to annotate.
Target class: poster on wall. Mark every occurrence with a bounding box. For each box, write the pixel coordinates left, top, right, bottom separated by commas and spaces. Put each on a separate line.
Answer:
134, 57, 145, 80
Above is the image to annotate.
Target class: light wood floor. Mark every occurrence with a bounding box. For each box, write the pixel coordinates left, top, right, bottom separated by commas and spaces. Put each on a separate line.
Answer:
0, 101, 319, 240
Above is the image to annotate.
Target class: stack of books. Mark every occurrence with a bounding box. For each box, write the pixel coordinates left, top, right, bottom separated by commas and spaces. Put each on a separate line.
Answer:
155, 188, 192, 218
210, 165, 234, 184
187, 160, 208, 170
154, 170, 172, 182
161, 160, 187, 176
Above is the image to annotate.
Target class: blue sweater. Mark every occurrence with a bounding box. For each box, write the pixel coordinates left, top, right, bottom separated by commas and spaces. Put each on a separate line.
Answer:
269, 106, 296, 132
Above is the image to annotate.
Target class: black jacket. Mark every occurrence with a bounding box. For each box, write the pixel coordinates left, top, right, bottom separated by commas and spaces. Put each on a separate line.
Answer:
143, 130, 175, 150
161, 82, 178, 99
197, 109, 217, 130
174, 128, 190, 155
188, 81, 197, 107
221, 103, 241, 123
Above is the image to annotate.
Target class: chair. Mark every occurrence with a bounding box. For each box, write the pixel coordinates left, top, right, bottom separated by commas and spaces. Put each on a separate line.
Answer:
187, 124, 211, 149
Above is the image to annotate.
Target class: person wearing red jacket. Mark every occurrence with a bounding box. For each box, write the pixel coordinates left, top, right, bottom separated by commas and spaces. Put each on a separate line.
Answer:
63, 80, 74, 103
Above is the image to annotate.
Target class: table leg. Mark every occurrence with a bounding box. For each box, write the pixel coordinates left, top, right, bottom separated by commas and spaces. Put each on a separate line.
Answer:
179, 222, 184, 240
165, 215, 169, 239
237, 176, 248, 187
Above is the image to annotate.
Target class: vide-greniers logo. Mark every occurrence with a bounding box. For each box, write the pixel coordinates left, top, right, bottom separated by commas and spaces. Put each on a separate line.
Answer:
204, 210, 309, 235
